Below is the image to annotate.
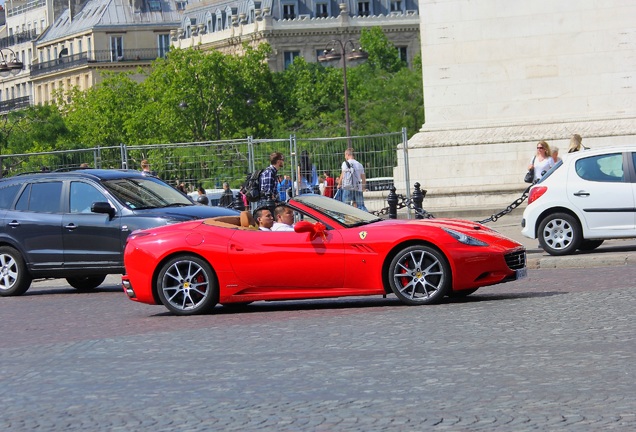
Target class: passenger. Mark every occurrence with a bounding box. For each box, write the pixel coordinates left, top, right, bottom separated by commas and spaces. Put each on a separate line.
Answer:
272, 205, 295, 232
254, 207, 274, 231
196, 186, 209, 205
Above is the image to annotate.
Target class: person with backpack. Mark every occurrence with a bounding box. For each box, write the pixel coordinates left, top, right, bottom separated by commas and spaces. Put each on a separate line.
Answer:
338, 148, 368, 211
258, 152, 285, 209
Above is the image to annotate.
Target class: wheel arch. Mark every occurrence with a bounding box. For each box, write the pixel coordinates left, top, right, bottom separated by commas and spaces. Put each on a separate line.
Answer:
150, 251, 219, 306
534, 206, 583, 238
381, 240, 452, 294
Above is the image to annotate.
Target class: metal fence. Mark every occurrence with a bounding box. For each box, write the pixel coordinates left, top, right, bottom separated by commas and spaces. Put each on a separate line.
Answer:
0, 129, 411, 210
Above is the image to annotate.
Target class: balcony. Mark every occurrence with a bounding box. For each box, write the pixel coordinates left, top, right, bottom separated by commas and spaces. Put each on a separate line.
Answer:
30, 48, 168, 77
0, 96, 32, 114
6, 0, 46, 17
0, 30, 40, 50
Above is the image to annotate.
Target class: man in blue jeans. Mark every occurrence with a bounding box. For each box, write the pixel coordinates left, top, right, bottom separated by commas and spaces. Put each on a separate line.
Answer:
338, 148, 368, 212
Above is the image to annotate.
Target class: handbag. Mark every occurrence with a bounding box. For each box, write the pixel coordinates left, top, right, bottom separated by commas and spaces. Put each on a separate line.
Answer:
524, 156, 536, 183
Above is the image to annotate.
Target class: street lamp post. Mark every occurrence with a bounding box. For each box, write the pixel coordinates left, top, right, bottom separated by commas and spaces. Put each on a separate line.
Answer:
318, 39, 368, 141
0, 48, 24, 77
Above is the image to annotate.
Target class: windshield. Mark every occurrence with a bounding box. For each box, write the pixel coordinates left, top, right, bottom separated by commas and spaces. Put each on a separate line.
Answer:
102, 177, 193, 209
292, 194, 381, 228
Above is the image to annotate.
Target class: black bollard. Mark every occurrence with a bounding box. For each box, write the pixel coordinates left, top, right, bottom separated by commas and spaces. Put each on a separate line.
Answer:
387, 185, 398, 219
232, 194, 245, 211
412, 182, 425, 219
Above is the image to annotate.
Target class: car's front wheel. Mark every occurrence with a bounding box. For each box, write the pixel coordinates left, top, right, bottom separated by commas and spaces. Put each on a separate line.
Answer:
538, 212, 582, 256
388, 245, 451, 305
156, 255, 218, 316
66, 275, 106, 291
0, 246, 32, 297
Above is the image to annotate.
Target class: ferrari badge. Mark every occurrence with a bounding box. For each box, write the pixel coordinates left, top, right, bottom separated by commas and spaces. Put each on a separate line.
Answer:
359, 231, 367, 240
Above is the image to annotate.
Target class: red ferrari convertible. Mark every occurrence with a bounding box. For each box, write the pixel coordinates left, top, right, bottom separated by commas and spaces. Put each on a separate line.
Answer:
122, 195, 527, 315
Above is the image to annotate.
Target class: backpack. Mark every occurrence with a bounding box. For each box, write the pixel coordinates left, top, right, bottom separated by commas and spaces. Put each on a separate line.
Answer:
244, 169, 265, 202
341, 161, 356, 191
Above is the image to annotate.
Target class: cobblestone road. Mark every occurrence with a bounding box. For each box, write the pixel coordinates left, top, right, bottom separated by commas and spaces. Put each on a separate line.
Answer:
1, 268, 634, 431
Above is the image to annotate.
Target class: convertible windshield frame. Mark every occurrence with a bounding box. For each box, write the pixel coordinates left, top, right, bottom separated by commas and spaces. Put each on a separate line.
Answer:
101, 177, 193, 210
290, 194, 381, 228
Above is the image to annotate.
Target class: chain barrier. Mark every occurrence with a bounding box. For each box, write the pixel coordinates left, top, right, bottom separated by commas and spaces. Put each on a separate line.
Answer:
370, 186, 532, 224
475, 186, 532, 224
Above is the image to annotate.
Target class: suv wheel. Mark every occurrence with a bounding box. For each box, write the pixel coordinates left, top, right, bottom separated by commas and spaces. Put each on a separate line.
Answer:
0, 246, 33, 297
538, 212, 581, 256
66, 275, 107, 291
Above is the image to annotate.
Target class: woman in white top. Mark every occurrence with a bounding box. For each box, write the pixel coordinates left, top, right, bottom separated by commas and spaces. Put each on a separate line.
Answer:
528, 141, 554, 182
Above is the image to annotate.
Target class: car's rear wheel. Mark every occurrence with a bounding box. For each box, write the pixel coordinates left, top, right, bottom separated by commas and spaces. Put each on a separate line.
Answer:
156, 255, 218, 316
538, 213, 582, 256
388, 245, 450, 305
578, 239, 604, 252
0, 246, 32, 297
66, 275, 106, 291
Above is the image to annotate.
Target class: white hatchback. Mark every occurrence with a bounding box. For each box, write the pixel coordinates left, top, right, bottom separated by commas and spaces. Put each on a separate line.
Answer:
521, 146, 636, 256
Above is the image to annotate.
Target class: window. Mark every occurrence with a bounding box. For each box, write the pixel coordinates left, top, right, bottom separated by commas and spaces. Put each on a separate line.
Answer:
176, 1, 187, 10
110, 36, 124, 61
316, 2, 328, 17
17, 182, 63, 213
284, 51, 300, 69
282, 3, 296, 19
158, 34, 170, 58
88, 37, 92, 58
357, 1, 370, 16
70, 182, 107, 214
397, 47, 408, 63
148, 0, 161, 11
576, 154, 624, 182
390, 0, 402, 12
0, 184, 21, 209
79, 40, 83, 54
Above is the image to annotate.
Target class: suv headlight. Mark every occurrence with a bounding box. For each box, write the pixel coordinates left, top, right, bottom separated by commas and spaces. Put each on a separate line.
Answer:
442, 228, 488, 246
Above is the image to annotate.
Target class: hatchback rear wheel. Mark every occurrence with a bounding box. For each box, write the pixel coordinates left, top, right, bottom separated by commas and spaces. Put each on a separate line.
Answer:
0, 246, 32, 297
538, 212, 581, 256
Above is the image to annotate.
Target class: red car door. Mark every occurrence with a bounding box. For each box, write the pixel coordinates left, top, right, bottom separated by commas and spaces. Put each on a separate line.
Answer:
228, 228, 345, 289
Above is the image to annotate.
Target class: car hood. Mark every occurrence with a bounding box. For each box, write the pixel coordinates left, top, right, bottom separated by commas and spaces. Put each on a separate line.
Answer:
131, 205, 238, 221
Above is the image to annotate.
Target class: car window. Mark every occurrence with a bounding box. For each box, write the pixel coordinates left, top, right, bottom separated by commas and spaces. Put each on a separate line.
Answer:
70, 182, 109, 213
15, 182, 63, 213
575, 153, 624, 182
0, 183, 22, 209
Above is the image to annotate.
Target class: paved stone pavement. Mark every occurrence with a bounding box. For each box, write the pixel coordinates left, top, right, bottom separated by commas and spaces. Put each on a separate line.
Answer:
0, 265, 634, 431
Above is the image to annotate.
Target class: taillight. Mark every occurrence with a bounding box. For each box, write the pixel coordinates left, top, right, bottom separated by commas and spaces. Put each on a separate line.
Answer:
528, 186, 548, 204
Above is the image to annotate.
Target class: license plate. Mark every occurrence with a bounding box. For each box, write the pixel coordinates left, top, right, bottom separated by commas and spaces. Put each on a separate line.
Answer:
516, 268, 528, 280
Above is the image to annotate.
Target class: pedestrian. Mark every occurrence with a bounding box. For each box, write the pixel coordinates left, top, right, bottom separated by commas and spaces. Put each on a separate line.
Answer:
568, 134, 583, 153
552, 146, 561, 164
322, 170, 335, 198
196, 186, 209, 205
338, 148, 368, 211
277, 175, 292, 201
219, 182, 233, 207
529, 141, 554, 182
258, 152, 284, 210
140, 159, 157, 177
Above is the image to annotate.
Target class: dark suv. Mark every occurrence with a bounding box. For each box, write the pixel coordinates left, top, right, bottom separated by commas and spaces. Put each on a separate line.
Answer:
0, 169, 238, 296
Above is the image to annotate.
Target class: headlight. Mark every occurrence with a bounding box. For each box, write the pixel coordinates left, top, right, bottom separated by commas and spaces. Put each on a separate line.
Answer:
442, 228, 488, 246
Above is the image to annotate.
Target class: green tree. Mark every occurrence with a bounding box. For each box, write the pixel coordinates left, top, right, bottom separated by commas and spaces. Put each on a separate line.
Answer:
359, 27, 404, 73
1, 104, 69, 154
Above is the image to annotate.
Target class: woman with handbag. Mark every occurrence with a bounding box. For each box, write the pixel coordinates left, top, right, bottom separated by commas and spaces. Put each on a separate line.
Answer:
528, 141, 554, 183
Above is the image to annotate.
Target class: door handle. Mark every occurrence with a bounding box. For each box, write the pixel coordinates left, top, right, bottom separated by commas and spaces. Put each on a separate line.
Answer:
573, 191, 590, 197
8, 221, 20, 227
230, 243, 244, 251
64, 223, 78, 230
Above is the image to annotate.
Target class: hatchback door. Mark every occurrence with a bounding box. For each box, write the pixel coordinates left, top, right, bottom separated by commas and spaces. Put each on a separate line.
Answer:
566, 152, 636, 233
62, 181, 124, 269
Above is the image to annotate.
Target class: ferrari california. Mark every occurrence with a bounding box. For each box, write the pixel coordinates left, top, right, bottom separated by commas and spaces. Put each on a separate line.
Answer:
122, 195, 527, 315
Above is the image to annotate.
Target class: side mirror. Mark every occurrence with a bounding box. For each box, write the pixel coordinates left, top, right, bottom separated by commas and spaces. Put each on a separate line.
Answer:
92, 202, 116, 218
294, 220, 314, 233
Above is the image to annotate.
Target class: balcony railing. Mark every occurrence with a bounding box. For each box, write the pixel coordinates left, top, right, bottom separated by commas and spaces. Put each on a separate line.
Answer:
0, 96, 32, 114
0, 30, 40, 50
6, 0, 47, 17
30, 48, 168, 77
